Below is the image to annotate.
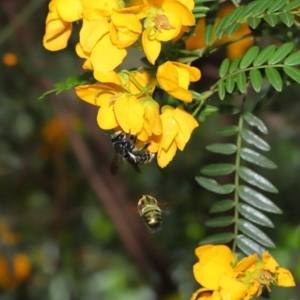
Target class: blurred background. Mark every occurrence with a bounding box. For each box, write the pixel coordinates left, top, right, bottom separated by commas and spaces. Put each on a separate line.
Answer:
0, 0, 300, 299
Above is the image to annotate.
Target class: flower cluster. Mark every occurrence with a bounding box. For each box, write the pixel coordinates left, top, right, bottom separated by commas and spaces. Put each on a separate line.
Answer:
43, 0, 200, 168
191, 245, 295, 300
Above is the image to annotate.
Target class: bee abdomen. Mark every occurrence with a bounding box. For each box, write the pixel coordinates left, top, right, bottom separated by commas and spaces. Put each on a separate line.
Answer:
140, 205, 162, 232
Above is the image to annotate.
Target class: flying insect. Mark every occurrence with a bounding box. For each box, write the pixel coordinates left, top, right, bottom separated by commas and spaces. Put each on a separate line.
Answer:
110, 131, 155, 175
138, 195, 163, 233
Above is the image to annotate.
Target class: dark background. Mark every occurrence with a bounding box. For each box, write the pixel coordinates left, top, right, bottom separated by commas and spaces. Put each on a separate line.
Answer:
0, 0, 299, 299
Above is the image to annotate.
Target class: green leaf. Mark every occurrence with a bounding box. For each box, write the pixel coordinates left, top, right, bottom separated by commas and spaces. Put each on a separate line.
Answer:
253, 45, 277, 66
210, 200, 235, 213
206, 143, 237, 155
225, 75, 235, 93
249, 69, 263, 92
263, 14, 279, 26
240, 128, 270, 151
236, 72, 247, 93
219, 58, 230, 77
238, 166, 278, 193
195, 176, 235, 194
268, 42, 294, 64
247, 17, 261, 29
238, 185, 282, 213
265, 67, 282, 91
283, 66, 300, 83
284, 50, 300, 65
267, 0, 287, 13
251, 0, 271, 15
240, 148, 277, 169
215, 17, 228, 38
238, 203, 274, 227
201, 164, 235, 176
237, 234, 266, 255
237, 219, 275, 247
242, 111, 268, 134
205, 216, 235, 227
283, 0, 300, 11
237, 2, 259, 21
199, 232, 234, 245
218, 81, 226, 100
217, 125, 239, 136
279, 12, 295, 27
204, 24, 214, 45
240, 46, 260, 69
225, 23, 242, 37
229, 57, 242, 73
223, 6, 245, 28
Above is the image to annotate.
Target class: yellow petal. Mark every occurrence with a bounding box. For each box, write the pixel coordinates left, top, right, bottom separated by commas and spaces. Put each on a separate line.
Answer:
56, 0, 82, 22
276, 267, 296, 287
219, 274, 247, 300
160, 106, 179, 150
173, 107, 199, 144
91, 34, 127, 73
262, 252, 279, 273
162, 1, 195, 26
97, 102, 118, 129
142, 27, 161, 64
157, 140, 177, 168
80, 19, 110, 52
172, 62, 201, 81
75, 84, 113, 106
94, 71, 122, 85
234, 254, 258, 274
114, 94, 144, 134
43, 11, 72, 51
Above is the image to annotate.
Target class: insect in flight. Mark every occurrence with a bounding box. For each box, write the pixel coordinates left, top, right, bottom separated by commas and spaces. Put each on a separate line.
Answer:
138, 195, 164, 233
110, 131, 155, 175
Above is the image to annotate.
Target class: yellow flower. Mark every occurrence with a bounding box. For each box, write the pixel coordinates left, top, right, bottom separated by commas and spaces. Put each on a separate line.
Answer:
75, 70, 159, 137
191, 245, 263, 300
156, 61, 201, 102
43, 0, 82, 51
77, 2, 144, 73
142, 0, 195, 64
155, 106, 198, 167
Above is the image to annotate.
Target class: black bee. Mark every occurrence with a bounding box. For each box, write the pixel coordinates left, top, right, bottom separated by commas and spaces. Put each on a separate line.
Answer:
110, 131, 155, 175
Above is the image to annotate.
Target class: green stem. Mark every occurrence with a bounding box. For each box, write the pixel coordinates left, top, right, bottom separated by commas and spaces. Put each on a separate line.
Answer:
232, 109, 244, 253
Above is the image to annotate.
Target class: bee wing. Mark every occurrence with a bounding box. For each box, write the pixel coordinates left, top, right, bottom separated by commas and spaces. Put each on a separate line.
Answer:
110, 154, 123, 175
130, 163, 141, 174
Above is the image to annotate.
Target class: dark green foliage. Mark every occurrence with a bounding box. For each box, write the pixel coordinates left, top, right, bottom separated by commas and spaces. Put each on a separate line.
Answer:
196, 112, 281, 255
